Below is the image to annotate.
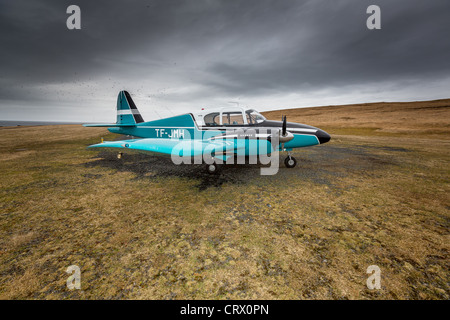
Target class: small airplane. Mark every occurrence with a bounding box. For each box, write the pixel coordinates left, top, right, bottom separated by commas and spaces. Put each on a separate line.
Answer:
84, 91, 330, 174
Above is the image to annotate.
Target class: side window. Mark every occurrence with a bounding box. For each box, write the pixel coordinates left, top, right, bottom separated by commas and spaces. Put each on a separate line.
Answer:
221, 114, 229, 125
223, 112, 244, 125
229, 114, 244, 125
204, 112, 220, 126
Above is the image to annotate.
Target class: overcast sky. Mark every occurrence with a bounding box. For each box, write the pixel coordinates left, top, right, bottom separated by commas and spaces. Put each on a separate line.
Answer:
0, 0, 449, 122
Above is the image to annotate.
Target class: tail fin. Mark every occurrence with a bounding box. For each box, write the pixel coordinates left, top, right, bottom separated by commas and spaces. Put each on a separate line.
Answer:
117, 90, 144, 125
83, 90, 145, 128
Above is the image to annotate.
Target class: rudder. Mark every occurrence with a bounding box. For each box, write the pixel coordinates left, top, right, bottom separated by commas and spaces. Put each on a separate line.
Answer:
117, 90, 144, 125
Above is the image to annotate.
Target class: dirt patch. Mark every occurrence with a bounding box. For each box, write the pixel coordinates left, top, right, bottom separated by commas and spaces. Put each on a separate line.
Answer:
84, 141, 397, 191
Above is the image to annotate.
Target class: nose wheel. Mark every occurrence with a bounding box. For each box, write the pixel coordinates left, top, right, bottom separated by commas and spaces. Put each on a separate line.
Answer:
284, 154, 297, 168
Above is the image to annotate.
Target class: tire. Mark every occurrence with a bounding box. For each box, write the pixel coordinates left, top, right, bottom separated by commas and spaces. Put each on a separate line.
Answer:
206, 163, 220, 174
284, 156, 297, 168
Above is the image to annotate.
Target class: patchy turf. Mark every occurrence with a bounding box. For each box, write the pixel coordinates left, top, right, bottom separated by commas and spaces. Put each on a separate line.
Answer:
0, 100, 449, 299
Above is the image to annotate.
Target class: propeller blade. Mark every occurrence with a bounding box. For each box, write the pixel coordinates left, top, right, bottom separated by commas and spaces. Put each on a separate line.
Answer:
282, 115, 287, 136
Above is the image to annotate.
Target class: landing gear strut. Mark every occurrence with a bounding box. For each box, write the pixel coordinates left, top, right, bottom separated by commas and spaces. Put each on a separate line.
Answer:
284, 152, 297, 168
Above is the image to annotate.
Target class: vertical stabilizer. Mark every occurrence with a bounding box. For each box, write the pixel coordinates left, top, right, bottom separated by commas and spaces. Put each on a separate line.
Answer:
117, 90, 144, 125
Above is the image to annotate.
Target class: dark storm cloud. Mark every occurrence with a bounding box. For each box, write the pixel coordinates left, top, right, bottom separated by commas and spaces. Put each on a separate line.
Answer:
0, 0, 449, 120
206, 0, 450, 94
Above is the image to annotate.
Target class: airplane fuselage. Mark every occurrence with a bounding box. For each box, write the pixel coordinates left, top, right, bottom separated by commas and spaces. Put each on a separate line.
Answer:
108, 113, 330, 152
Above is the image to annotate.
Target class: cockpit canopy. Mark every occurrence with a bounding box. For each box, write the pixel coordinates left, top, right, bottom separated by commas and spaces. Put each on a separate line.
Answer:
196, 108, 266, 126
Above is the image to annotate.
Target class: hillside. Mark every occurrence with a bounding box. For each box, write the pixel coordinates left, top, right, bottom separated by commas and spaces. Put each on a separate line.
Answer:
263, 99, 450, 138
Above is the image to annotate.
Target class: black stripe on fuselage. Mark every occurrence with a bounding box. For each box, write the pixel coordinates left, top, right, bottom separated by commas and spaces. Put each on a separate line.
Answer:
198, 120, 317, 129
196, 120, 330, 144
198, 120, 317, 133
199, 127, 316, 135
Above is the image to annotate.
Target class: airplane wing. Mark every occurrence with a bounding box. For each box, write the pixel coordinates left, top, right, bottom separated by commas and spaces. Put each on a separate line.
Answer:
87, 138, 243, 158
83, 123, 135, 127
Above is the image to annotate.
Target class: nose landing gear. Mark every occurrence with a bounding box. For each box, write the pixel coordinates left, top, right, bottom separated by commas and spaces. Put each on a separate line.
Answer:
284, 152, 297, 168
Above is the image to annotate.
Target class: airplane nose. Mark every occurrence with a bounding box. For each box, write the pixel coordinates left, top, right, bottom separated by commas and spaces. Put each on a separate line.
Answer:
316, 129, 331, 144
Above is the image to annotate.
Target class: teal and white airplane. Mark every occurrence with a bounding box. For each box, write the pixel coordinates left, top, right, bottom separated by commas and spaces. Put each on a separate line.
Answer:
84, 91, 330, 174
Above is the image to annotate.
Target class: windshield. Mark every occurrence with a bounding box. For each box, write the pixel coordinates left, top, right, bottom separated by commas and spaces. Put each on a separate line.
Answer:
246, 109, 266, 124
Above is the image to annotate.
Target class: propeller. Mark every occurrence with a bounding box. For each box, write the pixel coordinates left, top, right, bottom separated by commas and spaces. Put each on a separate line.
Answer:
268, 115, 293, 145
279, 115, 294, 144
282, 115, 287, 136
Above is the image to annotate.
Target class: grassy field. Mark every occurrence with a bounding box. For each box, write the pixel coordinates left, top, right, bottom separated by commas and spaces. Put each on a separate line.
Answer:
0, 99, 449, 299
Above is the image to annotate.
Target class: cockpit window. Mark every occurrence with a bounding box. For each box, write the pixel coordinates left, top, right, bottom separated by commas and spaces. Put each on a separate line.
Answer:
222, 112, 245, 125
246, 109, 266, 124
203, 109, 264, 126
204, 112, 220, 126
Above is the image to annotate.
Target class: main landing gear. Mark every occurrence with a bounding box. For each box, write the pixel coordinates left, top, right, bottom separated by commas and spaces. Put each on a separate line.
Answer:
284, 152, 297, 168
206, 163, 221, 174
